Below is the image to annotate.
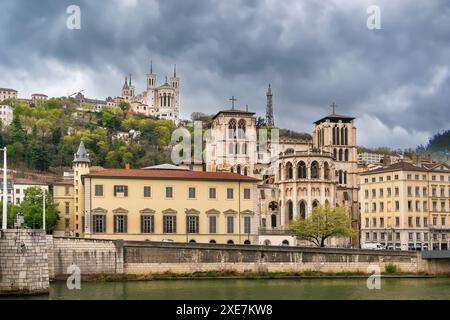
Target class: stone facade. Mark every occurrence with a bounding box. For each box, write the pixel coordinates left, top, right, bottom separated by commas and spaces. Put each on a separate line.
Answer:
0, 229, 49, 295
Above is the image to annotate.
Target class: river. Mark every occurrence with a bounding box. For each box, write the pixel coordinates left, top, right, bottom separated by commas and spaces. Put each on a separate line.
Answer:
7, 278, 450, 300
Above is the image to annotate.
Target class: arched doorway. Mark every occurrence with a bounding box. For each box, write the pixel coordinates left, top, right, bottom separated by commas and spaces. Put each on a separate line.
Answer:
227, 240, 234, 245
244, 240, 251, 245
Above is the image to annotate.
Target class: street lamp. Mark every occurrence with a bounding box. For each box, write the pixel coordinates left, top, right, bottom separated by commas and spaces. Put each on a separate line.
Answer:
2, 147, 7, 230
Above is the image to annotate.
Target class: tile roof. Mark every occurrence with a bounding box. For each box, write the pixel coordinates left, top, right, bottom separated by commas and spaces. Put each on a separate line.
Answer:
212, 109, 256, 119
84, 168, 259, 182
0, 88, 18, 92
13, 178, 47, 185
52, 179, 74, 186
314, 113, 355, 125
360, 161, 450, 175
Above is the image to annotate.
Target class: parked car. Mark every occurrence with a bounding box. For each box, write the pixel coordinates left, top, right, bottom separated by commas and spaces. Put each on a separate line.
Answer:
361, 243, 385, 250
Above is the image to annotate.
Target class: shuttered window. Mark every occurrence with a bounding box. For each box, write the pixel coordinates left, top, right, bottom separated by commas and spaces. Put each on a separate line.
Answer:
141, 215, 154, 233
114, 215, 127, 233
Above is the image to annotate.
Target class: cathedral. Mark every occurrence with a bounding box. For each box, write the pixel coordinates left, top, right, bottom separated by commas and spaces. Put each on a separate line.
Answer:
207, 86, 359, 247
120, 62, 180, 123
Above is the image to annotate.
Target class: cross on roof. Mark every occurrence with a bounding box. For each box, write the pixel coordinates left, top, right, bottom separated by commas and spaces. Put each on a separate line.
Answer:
330, 102, 337, 114
229, 96, 237, 109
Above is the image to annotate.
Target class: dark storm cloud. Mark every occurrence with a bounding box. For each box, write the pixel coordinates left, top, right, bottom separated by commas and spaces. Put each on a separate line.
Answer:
1, 0, 449, 148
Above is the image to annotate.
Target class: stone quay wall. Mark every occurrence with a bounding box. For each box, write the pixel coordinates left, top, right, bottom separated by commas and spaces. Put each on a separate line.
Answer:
0, 229, 49, 295
123, 241, 425, 275
3, 234, 450, 296
49, 237, 122, 280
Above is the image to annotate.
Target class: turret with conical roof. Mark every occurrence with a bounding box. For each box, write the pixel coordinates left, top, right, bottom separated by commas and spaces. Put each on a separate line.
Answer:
73, 140, 91, 164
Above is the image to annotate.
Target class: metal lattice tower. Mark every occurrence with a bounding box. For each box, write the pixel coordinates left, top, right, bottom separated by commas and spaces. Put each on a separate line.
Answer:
266, 84, 274, 127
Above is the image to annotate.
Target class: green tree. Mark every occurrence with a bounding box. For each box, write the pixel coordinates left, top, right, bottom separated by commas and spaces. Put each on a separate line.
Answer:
30, 143, 50, 171
290, 204, 354, 247
9, 116, 27, 144
0, 201, 21, 228
19, 187, 59, 232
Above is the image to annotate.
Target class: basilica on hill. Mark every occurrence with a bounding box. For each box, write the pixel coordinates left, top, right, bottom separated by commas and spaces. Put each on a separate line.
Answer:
119, 61, 180, 123
206, 86, 359, 247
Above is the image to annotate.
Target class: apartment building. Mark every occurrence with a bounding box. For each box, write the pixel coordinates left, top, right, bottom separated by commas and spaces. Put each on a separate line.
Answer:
360, 161, 450, 251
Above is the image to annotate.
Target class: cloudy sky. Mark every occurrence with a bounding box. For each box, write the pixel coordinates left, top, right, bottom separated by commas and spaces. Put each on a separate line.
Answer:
1, 0, 449, 148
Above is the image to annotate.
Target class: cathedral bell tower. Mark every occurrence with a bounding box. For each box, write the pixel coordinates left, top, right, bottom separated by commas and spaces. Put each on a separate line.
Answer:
72, 140, 91, 238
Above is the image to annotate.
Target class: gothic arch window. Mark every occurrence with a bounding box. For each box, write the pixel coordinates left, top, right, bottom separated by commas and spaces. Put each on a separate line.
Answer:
344, 149, 349, 162
299, 201, 306, 219
339, 149, 343, 161
298, 161, 307, 179
344, 127, 348, 145
333, 149, 337, 159
341, 127, 345, 145
312, 200, 319, 208
286, 162, 293, 179
228, 143, 234, 155
230, 167, 234, 173
287, 200, 293, 221
322, 128, 325, 146
228, 119, 237, 139
235, 143, 240, 154
336, 126, 340, 145
318, 129, 321, 147
311, 161, 319, 179
237, 119, 246, 139
271, 214, 277, 228
333, 126, 337, 145
338, 170, 343, 184
344, 171, 347, 185
324, 162, 330, 180
237, 165, 241, 175
279, 163, 283, 180
243, 143, 247, 155
243, 167, 248, 176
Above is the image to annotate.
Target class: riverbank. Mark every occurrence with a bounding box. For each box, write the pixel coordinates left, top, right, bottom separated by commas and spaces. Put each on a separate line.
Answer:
58, 268, 449, 282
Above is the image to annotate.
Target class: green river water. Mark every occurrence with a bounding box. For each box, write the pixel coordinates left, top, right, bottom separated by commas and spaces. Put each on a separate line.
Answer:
6, 278, 450, 300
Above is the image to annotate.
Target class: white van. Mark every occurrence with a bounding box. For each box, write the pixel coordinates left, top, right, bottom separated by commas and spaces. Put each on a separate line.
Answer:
361, 243, 385, 250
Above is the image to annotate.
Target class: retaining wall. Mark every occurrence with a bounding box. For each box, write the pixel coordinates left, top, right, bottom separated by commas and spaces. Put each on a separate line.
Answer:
0, 230, 49, 295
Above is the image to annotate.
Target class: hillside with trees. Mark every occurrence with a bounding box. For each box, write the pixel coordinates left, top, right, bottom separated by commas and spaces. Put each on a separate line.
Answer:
0, 98, 177, 172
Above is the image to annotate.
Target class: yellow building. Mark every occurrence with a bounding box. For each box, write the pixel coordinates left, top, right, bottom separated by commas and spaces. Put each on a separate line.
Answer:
53, 179, 75, 237
360, 161, 450, 251
53, 141, 260, 244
